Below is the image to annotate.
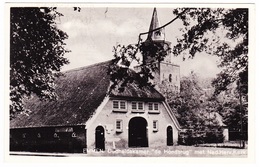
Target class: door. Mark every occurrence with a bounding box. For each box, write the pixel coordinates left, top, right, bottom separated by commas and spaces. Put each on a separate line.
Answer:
128, 117, 148, 147
95, 126, 105, 151
167, 126, 173, 146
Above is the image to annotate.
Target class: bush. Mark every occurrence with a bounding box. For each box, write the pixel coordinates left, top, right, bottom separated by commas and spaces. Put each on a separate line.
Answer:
178, 129, 224, 145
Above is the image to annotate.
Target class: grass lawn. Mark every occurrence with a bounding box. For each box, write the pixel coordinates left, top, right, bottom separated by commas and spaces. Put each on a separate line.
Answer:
84, 145, 247, 157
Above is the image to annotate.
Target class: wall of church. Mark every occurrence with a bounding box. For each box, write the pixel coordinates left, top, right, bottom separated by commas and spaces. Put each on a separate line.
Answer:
86, 97, 180, 151
159, 62, 180, 92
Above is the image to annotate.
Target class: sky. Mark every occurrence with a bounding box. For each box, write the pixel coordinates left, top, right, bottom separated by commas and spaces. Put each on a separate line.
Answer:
57, 7, 221, 78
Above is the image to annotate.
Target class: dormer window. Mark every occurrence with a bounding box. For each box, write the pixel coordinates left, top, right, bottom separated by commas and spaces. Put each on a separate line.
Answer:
120, 101, 126, 109
148, 102, 160, 114
138, 102, 144, 110
131, 101, 144, 113
113, 100, 127, 112
113, 101, 119, 109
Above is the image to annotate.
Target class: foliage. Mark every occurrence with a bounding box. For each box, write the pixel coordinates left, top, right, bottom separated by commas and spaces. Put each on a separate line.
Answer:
10, 7, 69, 119
109, 8, 187, 93
171, 8, 248, 97
170, 8, 248, 143
109, 40, 170, 92
215, 87, 248, 140
159, 73, 224, 145
109, 8, 248, 144
110, 7, 248, 100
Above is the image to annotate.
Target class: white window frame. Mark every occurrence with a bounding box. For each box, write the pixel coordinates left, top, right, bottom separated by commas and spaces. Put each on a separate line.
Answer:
137, 102, 144, 110
152, 120, 158, 132
131, 101, 145, 113
113, 100, 119, 109
131, 101, 137, 110
148, 102, 160, 114
113, 100, 127, 112
120, 101, 126, 110
148, 103, 153, 110
154, 103, 159, 111
115, 119, 123, 132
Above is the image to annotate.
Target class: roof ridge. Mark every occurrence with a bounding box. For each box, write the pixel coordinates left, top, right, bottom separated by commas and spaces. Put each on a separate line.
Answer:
62, 60, 112, 74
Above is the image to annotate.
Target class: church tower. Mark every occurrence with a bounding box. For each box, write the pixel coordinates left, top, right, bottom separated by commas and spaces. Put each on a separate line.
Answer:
143, 8, 180, 93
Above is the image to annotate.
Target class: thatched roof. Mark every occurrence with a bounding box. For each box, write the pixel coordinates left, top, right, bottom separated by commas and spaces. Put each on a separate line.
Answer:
10, 60, 164, 128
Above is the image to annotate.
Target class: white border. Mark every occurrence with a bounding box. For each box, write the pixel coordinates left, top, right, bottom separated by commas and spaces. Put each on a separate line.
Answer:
1, 1, 258, 167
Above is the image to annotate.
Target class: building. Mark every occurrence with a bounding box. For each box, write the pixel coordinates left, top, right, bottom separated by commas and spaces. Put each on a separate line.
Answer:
10, 8, 181, 153
142, 8, 180, 93
10, 61, 181, 153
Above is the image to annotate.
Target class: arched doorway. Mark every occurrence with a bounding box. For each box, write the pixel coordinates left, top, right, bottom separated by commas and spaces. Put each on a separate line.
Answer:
128, 117, 148, 147
95, 126, 105, 151
167, 126, 173, 146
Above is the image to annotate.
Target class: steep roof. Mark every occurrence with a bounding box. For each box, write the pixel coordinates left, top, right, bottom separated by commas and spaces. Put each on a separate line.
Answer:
10, 60, 164, 128
147, 8, 165, 41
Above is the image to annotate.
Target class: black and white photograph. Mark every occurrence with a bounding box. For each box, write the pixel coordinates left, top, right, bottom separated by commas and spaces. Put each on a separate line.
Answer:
6, 3, 254, 161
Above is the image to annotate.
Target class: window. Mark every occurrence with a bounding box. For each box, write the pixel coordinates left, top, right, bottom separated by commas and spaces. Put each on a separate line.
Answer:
148, 103, 153, 110
116, 119, 123, 132
120, 101, 126, 109
113, 100, 127, 112
154, 103, 159, 111
131, 101, 144, 112
132, 102, 137, 110
138, 102, 144, 110
113, 101, 119, 109
153, 120, 158, 132
148, 103, 160, 113
169, 74, 172, 82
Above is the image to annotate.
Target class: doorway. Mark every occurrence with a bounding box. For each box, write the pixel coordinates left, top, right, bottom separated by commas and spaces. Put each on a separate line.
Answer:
128, 117, 148, 147
95, 126, 105, 151
167, 126, 173, 146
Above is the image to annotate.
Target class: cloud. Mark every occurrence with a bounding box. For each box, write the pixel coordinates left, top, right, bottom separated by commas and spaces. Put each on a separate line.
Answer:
61, 43, 110, 72
60, 18, 142, 39
175, 54, 221, 78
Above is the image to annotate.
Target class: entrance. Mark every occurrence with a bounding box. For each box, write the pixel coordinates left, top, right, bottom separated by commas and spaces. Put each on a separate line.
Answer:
95, 126, 105, 151
128, 117, 148, 147
167, 126, 173, 146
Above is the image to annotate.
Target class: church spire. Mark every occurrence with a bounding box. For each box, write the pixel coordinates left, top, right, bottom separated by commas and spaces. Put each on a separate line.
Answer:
147, 8, 165, 41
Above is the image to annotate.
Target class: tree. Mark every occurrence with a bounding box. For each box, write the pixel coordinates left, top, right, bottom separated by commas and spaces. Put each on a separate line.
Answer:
159, 73, 224, 145
10, 7, 69, 119
171, 8, 248, 97
169, 8, 248, 147
215, 86, 248, 141
111, 8, 248, 99
110, 8, 248, 145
